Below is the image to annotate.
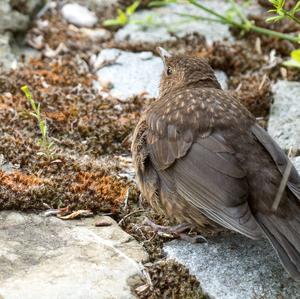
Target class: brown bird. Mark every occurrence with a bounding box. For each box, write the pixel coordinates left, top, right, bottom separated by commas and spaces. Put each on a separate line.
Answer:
131, 47, 300, 280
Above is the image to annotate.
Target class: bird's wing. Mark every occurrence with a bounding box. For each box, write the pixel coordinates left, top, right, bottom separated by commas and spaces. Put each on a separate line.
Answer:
145, 91, 262, 239
251, 123, 300, 200
146, 91, 214, 170
163, 133, 262, 239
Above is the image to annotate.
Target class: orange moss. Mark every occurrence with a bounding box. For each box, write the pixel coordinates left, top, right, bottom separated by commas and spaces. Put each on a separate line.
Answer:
70, 172, 128, 207
45, 111, 68, 122
0, 171, 49, 192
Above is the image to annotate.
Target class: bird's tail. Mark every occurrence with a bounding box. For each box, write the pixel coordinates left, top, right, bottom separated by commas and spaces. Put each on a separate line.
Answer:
256, 208, 300, 281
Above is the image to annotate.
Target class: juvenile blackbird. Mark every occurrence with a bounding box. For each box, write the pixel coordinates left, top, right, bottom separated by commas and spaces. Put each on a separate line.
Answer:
131, 47, 300, 280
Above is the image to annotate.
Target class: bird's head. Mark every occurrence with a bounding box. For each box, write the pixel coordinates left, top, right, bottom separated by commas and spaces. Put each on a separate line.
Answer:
157, 47, 221, 97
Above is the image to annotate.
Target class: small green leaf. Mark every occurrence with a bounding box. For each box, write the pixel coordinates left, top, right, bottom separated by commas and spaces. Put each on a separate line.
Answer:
283, 59, 300, 68
266, 15, 284, 22
148, 0, 177, 7
103, 19, 122, 26
126, 1, 140, 16
225, 7, 237, 22
21, 85, 33, 103
29, 112, 39, 119
292, 1, 300, 13
291, 49, 300, 62
117, 9, 128, 25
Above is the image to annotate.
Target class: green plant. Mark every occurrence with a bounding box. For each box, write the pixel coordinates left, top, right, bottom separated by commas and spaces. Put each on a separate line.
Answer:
283, 49, 300, 68
266, 0, 300, 25
177, 0, 300, 68
183, 0, 300, 43
266, 0, 300, 68
103, 1, 141, 26
148, 0, 178, 7
21, 85, 55, 158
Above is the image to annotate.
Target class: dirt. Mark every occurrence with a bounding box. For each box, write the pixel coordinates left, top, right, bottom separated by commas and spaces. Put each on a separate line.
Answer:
1, 1, 300, 298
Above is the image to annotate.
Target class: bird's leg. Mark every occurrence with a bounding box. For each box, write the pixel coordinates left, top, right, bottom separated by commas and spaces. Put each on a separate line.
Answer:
144, 218, 207, 243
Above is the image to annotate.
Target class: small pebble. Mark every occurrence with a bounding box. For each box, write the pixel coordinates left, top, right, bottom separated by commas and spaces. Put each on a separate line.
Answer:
80, 28, 112, 41
95, 220, 112, 227
61, 3, 98, 28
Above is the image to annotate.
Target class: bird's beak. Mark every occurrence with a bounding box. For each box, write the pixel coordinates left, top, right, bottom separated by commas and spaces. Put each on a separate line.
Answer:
156, 47, 171, 65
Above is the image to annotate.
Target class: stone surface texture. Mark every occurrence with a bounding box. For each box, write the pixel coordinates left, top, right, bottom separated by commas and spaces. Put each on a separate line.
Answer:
115, 1, 234, 45
268, 81, 300, 152
0, 34, 17, 70
0, 212, 148, 299
61, 3, 98, 27
164, 233, 300, 299
96, 48, 228, 100
292, 156, 300, 174
0, 0, 29, 33
0, 0, 45, 70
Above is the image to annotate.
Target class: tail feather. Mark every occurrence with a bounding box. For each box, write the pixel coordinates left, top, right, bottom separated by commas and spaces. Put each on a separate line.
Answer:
257, 213, 300, 281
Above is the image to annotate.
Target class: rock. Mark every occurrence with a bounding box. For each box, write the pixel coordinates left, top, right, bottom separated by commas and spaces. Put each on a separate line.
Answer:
115, 1, 234, 46
164, 233, 300, 299
0, 154, 15, 173
268, 81, 300, 153
9, 0, 46, 16
292, 156, 300, 174
0, 0, 45, 70
96, 48, 228, 100
76, 0, 119, 15
96, 49, 161, 99
0, 212, 148, 299
0, 34, 17, 70
66, 0, 120, 22
61, 3, 98, 27
80, 28, 112, 41
0, 1, 29, 33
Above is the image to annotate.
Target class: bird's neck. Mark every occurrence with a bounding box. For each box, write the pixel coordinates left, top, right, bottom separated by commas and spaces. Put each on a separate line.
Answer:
188, 77, 222, 90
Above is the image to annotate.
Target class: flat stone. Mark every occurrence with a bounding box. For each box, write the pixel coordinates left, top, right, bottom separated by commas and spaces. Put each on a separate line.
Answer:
0, 212, 148, 299
61, 3, 98, 27
164, 233, 300, 299
268, 81, 300, 152
292, 156, 300, 173
115, 1, 234, 46
96, 48, 228, 100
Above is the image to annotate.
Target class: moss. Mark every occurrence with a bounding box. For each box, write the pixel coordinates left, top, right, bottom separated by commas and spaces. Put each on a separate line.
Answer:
136, 260, 208, 299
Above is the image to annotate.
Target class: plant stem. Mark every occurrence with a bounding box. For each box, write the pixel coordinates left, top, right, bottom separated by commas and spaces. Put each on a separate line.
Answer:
285, 11, 300, 25
250, 24, 300, 43
176, 12, 225, 24
187, 0, 300, 43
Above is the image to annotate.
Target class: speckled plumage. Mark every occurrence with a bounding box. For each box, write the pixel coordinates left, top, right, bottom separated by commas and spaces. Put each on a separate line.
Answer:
131, 48, 300, 280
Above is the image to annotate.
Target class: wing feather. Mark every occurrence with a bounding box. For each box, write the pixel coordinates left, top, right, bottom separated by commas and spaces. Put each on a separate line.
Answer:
251, 124, 300, 200
161, 134, 262, 239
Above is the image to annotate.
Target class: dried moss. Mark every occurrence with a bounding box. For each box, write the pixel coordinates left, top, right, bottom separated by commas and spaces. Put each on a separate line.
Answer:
136, 260, 208, 299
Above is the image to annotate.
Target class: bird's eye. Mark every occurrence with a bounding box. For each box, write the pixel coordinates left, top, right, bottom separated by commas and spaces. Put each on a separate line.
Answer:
167, 66, 172, 75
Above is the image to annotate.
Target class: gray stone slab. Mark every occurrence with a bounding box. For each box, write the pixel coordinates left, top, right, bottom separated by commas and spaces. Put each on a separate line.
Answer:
0, 212, 148, 299
115, 1, 234, 46
292, 156, 300, 174
268, 81, 300, 152
96, 48, 227, 100
164, 234, 300, 299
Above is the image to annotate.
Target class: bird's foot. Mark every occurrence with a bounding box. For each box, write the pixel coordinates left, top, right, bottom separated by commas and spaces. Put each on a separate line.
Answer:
144, 218, 207, 243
